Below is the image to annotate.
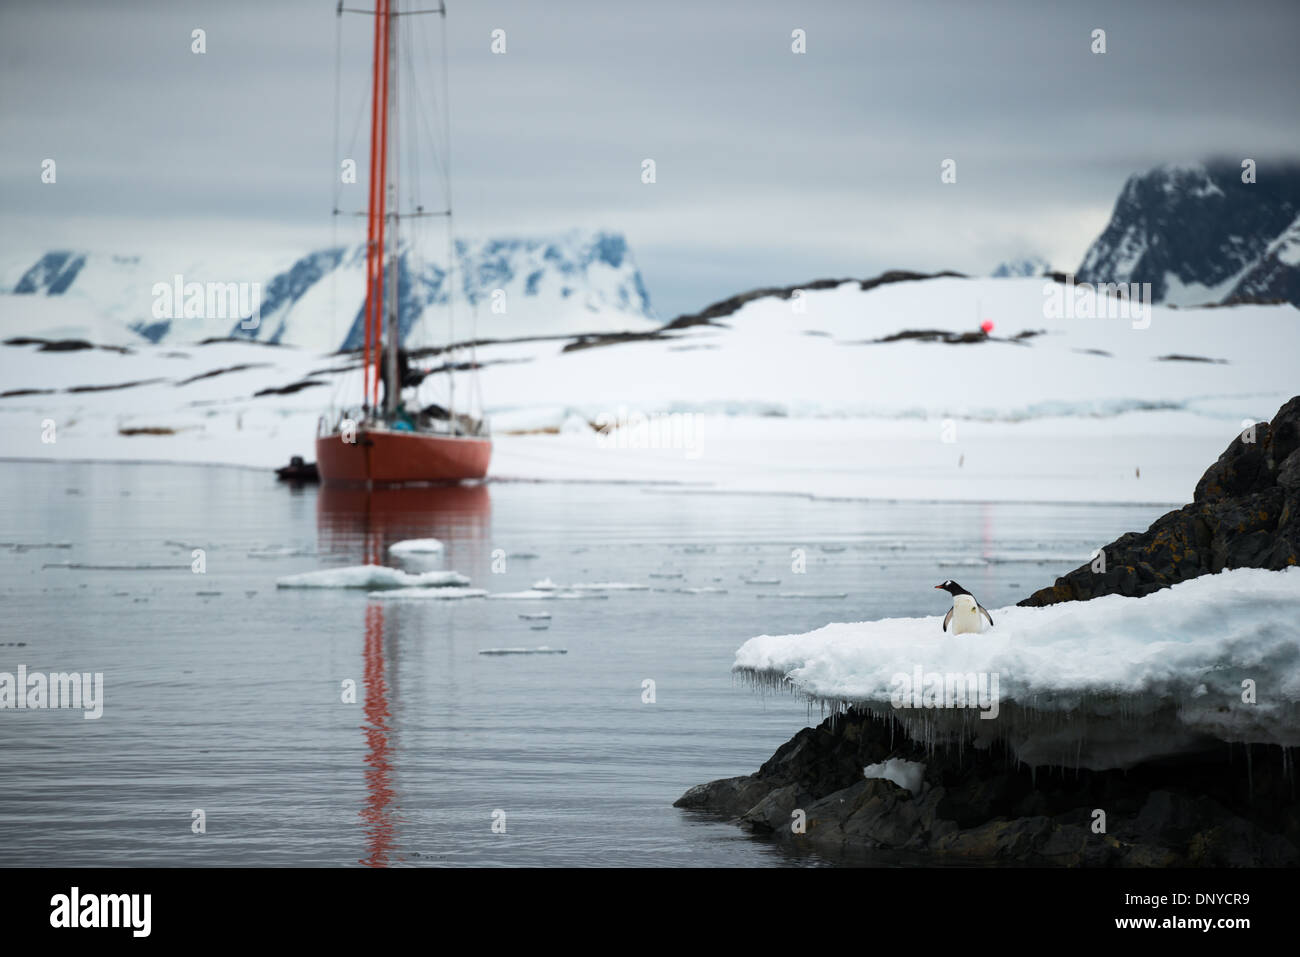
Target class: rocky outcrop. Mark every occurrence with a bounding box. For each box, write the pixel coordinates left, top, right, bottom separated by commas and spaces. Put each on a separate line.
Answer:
660, 270, 966, 332
679, 402, 1300, 864
675, 708, 1299, 866
1019, 395, 1300, 607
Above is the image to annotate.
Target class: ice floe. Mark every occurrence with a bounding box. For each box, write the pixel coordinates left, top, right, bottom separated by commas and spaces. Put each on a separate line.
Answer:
246, 546, 314, 559
275, 565, 469, 589
389, 538, 445, 555
366, 586, 487, 600
478, 646, 568, 655
531, 578, 648, 592
489, 589, 609, 600
756, 591, 848, 599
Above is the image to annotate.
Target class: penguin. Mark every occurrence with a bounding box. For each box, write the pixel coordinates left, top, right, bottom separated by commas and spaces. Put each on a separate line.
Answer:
934, 580, 994, 634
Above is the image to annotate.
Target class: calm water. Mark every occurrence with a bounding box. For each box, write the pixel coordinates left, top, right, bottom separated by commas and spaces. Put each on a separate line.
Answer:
0, 461, 1163, 867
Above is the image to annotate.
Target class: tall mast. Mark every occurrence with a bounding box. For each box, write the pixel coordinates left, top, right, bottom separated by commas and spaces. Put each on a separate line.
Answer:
441, 2, 456, 432
371, 0, 392, 412
362, 0, 386, 414
383, 2, 400, 418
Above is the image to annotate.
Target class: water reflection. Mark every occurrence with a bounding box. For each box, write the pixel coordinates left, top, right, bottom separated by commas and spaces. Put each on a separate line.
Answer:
359, 602, 395, 867
315, 484, 493, 867
316, 483, 492, 569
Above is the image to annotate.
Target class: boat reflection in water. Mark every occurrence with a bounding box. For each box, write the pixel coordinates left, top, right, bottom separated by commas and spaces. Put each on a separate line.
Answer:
359, 603, 394, 867
316, 482, 492, 568
316, 483, 492, 866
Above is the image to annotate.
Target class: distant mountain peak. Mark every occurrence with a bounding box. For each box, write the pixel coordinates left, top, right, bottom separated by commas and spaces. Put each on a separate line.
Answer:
1077, 160, 1300, 308
2, 229, 657, 351
990, 256, 1050, 278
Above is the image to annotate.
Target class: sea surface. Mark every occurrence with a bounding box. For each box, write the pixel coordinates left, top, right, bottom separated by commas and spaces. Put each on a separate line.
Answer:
0, 461, 1164, 866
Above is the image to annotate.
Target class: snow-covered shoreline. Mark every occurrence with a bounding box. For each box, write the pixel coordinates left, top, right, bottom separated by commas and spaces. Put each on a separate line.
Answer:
3, 275, 1295, 504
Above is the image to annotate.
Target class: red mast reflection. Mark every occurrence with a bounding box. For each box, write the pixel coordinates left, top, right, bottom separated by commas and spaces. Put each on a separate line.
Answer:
316, 482, 491, 866
359, 602, 394, 867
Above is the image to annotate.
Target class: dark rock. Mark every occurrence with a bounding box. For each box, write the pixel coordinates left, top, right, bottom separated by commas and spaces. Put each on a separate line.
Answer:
675, 709, 1299, 866
739, 783, 801, 833
1020, 395, 1300, 606
679, 400, 1300, 865
672, 775, 772, 818
659, 270, 966, 332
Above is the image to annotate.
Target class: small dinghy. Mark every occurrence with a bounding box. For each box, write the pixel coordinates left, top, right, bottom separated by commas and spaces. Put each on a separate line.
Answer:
275, 455, 319, 483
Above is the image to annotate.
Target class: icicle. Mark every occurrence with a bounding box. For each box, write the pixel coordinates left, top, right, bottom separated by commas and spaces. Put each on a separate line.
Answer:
1245, 743, 1254, 807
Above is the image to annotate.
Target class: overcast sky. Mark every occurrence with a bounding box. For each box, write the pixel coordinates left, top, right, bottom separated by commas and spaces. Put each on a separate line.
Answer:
2, 0, 1298, 318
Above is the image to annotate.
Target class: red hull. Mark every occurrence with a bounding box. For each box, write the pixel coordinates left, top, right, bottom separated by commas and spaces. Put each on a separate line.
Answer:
316, 428, 491, 485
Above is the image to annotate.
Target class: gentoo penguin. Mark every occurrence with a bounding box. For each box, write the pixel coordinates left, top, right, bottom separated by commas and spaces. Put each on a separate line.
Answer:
934, 580, 994, 634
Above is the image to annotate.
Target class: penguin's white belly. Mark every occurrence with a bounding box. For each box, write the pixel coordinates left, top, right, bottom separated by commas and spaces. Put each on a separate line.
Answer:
949, 595, 986, 635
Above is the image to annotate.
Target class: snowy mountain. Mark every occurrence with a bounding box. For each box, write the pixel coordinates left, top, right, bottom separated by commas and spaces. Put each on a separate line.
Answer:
1076, 160, 1300, 307
990, 256, 1049, 278
1229, 211, 1300, 306
0, 230, 657, 351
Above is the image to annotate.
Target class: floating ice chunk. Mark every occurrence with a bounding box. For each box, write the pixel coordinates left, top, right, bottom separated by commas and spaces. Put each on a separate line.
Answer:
864, 758, 926, 795
743, 578, 780, 585
44, 561, 188, 571
518, 612, 552, 620
531, 579, 648, 592
247, 546, 313, 559
367, 586, 487, 600
675, 586, 728, 594
757, 591, 848, 599
276, 565, 469, 589
389, 538, 445, 555
489, 589, 608, 600
479, 646, 568, 655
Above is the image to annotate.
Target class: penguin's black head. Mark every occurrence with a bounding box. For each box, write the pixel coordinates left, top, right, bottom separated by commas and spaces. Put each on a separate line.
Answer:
934, 580, 971, 597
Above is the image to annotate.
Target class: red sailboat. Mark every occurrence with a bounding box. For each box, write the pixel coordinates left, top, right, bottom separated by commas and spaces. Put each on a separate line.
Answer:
316, 0, 491, 485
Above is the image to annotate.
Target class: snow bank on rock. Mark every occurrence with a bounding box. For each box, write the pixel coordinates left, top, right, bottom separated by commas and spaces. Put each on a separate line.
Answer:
735, 567, 1300, 767
864, 758, 927, 795
276, 565, 469, 589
